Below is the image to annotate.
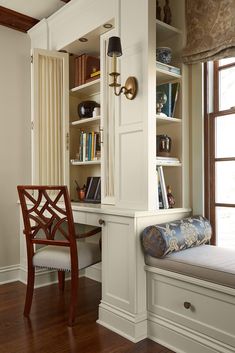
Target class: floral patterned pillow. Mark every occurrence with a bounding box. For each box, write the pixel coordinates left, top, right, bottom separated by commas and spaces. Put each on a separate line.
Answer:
141, 216, 212, 259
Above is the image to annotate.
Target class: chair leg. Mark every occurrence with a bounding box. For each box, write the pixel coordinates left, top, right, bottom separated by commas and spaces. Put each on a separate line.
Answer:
68, 270, 78, 326
58, 271, 65, 291
24, 265, 35, 317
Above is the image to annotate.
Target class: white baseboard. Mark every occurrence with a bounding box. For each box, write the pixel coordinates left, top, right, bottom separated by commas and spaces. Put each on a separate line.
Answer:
0, 265, 20, 284
0, 263, 100, 288
148, 313, 234, 353
98, 301, 147, 343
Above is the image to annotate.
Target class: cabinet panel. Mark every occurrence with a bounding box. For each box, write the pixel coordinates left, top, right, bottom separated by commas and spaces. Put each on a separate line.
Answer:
101, 215, 135, 312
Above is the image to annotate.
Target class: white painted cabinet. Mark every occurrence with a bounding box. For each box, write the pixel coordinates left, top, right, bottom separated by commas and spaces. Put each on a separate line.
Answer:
27, 0, 191, 344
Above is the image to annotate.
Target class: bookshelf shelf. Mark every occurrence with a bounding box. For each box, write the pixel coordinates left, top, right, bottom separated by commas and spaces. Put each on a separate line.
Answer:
71, 116, 101, 127
156, 116, 182, 125
156, 20, 182, 41
70, 78, 100, 97
70, 160, 101, 166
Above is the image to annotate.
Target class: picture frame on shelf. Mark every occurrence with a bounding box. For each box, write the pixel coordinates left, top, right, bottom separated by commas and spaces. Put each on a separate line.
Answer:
84, 176, 101, 203
156, 82, 180, 118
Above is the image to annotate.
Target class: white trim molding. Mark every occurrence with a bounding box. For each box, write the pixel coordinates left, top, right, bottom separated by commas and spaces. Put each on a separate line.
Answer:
0, 265, 20, 284
0, 265, 101, 288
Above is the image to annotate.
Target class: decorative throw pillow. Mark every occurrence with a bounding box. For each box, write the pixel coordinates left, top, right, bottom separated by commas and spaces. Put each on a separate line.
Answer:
141, 216, 212, 259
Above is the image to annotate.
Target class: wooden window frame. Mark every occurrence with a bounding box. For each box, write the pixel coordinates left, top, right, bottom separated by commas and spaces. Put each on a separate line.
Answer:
204, 60, 235, 245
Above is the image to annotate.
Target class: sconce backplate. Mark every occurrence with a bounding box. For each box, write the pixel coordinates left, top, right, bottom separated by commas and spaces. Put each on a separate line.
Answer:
125, 76, 138, 100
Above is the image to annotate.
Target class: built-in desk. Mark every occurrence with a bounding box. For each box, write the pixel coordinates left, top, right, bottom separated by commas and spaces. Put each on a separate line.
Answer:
19, 202, 190, 342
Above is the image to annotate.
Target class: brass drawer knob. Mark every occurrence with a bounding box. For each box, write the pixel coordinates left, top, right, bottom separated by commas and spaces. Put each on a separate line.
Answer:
184, 301, 191, 309
98, 219, 105, 226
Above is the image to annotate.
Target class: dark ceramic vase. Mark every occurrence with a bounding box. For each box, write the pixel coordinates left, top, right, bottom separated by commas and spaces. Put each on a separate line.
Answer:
157, 134, 172, 156
77, 101, 100, 119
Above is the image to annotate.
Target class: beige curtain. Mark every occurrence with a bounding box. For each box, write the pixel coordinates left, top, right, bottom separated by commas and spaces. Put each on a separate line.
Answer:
38, 55, 64, 185
182, 0, 235, 64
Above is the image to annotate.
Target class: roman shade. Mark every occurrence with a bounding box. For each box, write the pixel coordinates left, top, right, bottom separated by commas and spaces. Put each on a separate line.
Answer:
182, 0, 235, 64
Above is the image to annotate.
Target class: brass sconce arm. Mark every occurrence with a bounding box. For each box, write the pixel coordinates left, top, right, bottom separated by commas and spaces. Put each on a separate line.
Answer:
109, 72, 137, 100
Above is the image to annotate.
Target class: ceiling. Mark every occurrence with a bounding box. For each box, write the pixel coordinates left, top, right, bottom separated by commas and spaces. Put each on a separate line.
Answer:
0, 0, 70, 32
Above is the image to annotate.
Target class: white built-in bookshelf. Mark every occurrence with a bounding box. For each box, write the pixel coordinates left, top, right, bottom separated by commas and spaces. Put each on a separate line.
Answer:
156, 8, 186, 210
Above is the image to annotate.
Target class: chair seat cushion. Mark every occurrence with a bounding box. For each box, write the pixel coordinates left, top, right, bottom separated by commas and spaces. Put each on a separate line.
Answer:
33, 240, 101, 271
145, 245, 235, 289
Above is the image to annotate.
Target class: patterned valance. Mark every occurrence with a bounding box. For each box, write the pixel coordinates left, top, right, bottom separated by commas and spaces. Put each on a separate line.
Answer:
182, 0, 235, 64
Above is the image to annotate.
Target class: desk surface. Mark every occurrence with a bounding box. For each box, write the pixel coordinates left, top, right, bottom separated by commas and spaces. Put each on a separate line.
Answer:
71, 202, 191, 219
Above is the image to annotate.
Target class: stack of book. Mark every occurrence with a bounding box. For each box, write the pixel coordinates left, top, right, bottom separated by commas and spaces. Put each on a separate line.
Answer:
74, 54, 100, 87
156, 61, 181, 75
76, 131, 101, 162
156, 156, 181, 166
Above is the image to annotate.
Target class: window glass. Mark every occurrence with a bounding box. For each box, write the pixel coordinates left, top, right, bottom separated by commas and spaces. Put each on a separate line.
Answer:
215, 114, 235, 158
215, 161, 235, 204
219, 58, 235, 66
219, 66, 235, 111
216, 207, 235, 249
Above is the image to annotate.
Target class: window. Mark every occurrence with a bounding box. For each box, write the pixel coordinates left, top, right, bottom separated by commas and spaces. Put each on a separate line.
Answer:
205, 59, 235, 248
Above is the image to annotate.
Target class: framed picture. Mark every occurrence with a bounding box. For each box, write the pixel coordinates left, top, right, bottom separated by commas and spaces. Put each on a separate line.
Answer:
84, 176, 101, 203
156, 82, 180, 118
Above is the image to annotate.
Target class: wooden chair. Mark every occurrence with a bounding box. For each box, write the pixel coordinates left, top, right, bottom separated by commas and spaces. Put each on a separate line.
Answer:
17, 185, 101, 326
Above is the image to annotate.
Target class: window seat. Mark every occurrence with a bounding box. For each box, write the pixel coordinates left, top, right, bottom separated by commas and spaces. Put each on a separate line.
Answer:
145, 245, 235, 289
142, 218, 235, 353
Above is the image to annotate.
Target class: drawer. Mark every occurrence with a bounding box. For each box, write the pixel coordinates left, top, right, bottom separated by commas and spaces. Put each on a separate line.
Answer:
73, 211, 87, 225
86, 213, 102, 227
148, 272, 235, 347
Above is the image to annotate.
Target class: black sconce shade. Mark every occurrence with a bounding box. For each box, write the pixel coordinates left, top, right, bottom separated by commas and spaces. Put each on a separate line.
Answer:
107, 36, 123, 57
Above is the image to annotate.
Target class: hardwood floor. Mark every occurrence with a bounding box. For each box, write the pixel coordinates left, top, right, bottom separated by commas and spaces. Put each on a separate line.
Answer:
0, 278, 175, 353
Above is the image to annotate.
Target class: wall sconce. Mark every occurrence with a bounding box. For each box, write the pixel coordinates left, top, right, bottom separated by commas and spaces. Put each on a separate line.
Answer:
107, 36, 138, 100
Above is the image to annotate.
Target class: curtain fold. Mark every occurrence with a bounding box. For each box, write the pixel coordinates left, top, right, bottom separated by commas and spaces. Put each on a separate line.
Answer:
182, 0, 235, 64
38, 55, 63, 185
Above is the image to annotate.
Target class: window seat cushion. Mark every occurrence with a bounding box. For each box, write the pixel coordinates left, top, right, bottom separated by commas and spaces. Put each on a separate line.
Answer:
145, 245, 235, 289
33, 240, 101, 271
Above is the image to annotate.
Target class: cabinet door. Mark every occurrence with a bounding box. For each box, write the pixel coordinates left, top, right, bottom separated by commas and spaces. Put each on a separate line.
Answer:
99, 214, 136, 312
31, 49, 69, 186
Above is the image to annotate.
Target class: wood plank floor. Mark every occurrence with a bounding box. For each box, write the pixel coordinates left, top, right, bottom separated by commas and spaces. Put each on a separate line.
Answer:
0, 278, 175, 353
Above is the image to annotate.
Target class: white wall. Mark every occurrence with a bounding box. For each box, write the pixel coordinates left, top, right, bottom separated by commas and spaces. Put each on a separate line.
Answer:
0, 26, 31, 271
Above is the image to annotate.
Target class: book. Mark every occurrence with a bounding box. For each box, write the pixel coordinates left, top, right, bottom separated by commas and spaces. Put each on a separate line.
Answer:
156, 169, 163, 209
156, 82, 180, 118
157, 166, 169, 209
77, 130, 101, 162
84, 176, 101, 203
74, 54, 100, 87
156, 61, 181, 75
80, 54, 100, 84
85, 55, 100, 82
74, 56, 79, 87
171, 82, 180, 118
